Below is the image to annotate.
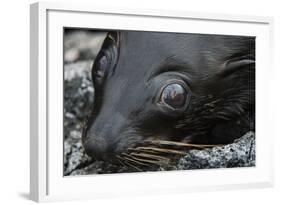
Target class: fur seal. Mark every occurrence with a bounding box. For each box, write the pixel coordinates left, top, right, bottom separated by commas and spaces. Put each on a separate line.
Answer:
82, 30, 255, 167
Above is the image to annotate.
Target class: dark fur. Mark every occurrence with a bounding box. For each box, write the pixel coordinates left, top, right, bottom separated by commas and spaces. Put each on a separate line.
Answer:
82, 31, 255, 161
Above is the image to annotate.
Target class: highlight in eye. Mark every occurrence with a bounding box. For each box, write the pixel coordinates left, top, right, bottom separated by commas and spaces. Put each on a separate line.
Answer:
160, 83, 188, 109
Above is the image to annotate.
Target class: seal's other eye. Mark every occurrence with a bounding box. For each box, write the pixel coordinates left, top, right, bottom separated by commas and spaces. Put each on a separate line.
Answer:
160, 83, 187, 109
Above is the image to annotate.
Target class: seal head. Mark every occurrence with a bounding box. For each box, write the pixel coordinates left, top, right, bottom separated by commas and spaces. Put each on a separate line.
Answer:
82, 31, 255, 162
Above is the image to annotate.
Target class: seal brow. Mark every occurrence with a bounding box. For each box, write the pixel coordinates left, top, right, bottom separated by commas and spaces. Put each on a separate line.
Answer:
145, 56, 191, 83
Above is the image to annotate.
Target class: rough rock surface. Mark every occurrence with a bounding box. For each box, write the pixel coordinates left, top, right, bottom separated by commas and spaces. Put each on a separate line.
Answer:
177, 131, 255, 170
64, 60, 94, 175
64, 30, 106, 63
63, 29, 255, 176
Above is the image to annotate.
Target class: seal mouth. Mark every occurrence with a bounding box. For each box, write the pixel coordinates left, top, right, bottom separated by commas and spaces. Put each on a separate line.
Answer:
115, 139, 222, 172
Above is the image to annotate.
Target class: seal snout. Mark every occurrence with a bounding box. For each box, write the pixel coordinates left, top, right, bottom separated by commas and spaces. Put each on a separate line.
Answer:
83, 136, 114, 160
83, 126, 120, 161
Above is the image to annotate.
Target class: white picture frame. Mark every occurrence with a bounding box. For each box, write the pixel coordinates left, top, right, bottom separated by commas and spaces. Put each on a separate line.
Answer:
30, 2, 274, 202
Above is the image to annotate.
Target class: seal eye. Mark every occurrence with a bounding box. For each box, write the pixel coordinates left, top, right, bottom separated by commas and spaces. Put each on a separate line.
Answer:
160, 83, 187, 109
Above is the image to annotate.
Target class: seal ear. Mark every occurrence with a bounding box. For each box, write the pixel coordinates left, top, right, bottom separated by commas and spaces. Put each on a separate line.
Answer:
92, 31, 120, 84
219, 55, 255, 77
102, 31, 120, 52
107, 31, 120, 45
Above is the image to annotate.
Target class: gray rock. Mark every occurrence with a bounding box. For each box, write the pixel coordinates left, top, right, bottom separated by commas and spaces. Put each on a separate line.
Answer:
64, 60, 94, 140
177, 131, 255, 170
70, 160, 130, 176
64, 30, 106, 63
64, 138, 93, 175
63, 60, 96, 175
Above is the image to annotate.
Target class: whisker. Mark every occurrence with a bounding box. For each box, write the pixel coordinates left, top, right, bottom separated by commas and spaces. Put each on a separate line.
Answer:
116, 156, 130, 168
124, 155, 164, 166
129, 147, 187, 155
130, 152, 170, 162
128, 148, 166, 156
121, 153, 151, 167
122, 158, 143, 171
150, 140, 222, 148
117, 155, 138, 170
